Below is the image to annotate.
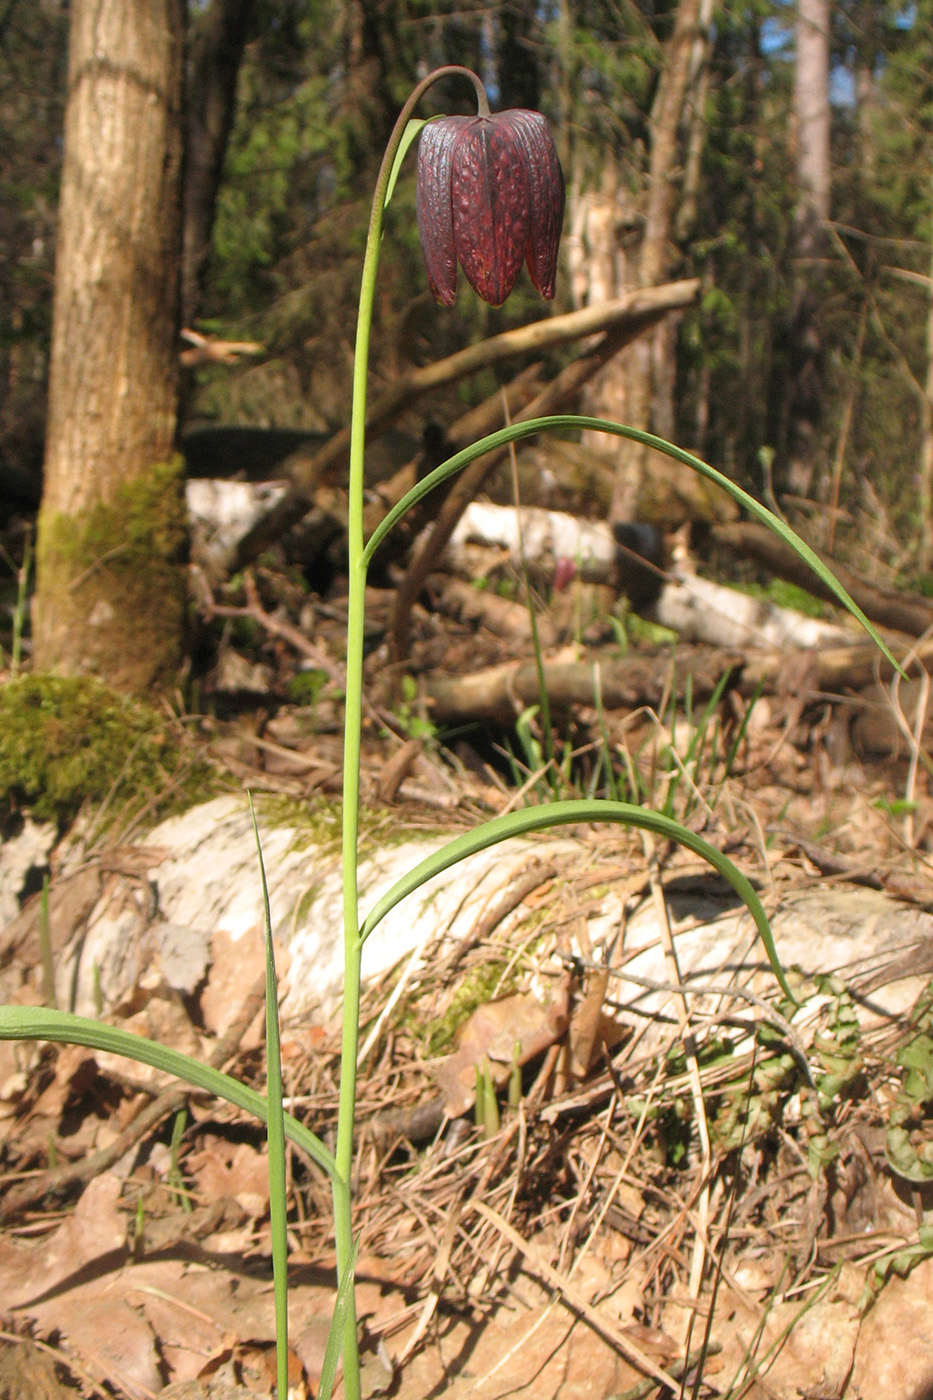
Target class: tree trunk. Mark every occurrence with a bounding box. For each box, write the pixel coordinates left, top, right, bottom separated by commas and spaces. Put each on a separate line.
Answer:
783, 0, 831, 499
33, 0, 188, 691
917, 171, 933, 572
609, 0, 705, 523
563, 0, 708, 525
794, 0, 831, 229
181, 0, 255, 328
566, 162, 639, 473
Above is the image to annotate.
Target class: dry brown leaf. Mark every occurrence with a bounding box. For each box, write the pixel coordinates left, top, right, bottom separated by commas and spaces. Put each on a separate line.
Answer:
0, 1336, 77, 1400
186, 1135, 270, 1218
29, 1043, 99, 1119
96, 996, 204, 1093
851, 1256, 933, 1397
433, 985, 569, 1116
0, 1172, 126, 1308
200, 927, 266, 1042
706, 1286, 860, 1399
567, 969, 608, 1080
0, 865, 102, 969
46, 1293, 161, 1398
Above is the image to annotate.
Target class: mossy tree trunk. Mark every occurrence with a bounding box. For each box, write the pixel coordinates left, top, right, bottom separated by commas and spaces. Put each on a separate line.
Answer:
33, 0, 188, 691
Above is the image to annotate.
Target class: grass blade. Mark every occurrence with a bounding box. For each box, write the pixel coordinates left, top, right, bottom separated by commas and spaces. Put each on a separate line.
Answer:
359, 798, 796, 1003
250, 796, 289, 1400
318, 1238, 359, 1400
0, 1004, 338, 1179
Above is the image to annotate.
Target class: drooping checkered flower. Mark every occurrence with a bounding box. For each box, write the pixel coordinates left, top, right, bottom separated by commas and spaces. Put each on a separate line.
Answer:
416, 110, 565, 308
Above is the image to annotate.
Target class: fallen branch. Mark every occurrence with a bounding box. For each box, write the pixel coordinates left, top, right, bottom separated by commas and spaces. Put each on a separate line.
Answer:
713, 521, 933, 638
179, 327, 262, 366
422, 634, 933, 728
389, 319, 669, 664
232, 279, 700, 572
423, 646, 741, 725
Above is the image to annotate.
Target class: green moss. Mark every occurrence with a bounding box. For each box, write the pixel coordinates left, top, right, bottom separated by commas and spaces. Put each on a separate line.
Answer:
625, 612, 679, 646
256, 794, 345, 854
256, 791, 449, 858
287, 670, 329, 707
42, 458, 188, 572
422, 958, 522, 1057
0, 674, 216, 829
736, 577, 828, 619
35, 458, 188, 690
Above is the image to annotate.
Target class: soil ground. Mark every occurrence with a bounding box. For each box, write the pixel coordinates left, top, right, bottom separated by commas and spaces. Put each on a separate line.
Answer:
3, 566, 933, 1400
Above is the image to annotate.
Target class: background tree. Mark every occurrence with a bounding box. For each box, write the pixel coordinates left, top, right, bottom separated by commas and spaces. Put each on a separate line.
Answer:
182, 0, 257, 330
0, 0, 68, 517
8, 0, 933, 697
783, 0, 832, 499
32, 0, 187, 689
553, 0, 713, 522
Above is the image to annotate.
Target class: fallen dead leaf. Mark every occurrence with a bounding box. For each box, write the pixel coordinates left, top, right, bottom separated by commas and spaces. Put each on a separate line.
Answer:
851, 1256, 933, 1397
0, 1172, 126, 1308
433, 985, 569, 1117
0, 1335, 78, 1400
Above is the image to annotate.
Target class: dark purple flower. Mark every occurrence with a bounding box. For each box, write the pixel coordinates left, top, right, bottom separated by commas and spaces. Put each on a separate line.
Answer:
416, 109, 565, 308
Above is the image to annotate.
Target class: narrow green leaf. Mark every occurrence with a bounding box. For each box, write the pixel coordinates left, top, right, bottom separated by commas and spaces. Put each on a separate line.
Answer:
359, 798, 796, 1004
0, 1004, 338, 1180
250, 796, 289, 1400
318, 1238, 359, 1400
385, 118, 426, 205
361, 414, 902, 673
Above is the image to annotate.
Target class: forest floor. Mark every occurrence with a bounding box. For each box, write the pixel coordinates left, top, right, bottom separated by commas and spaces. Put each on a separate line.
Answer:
3, 564, 933, 1400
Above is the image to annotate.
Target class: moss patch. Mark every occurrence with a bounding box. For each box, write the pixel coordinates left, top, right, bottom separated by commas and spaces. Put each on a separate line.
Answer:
256, 792, 448, 858
0, 673, 216, 829
421, 958, 523, 1057
34, 458, 188, 690
39, 458, 188, 574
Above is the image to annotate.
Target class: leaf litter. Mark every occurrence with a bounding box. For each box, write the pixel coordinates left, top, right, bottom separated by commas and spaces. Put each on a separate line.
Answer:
4, 578, 933, 1397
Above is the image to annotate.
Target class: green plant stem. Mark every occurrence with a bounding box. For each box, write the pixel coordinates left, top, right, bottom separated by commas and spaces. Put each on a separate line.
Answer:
335, 64, 488, 1400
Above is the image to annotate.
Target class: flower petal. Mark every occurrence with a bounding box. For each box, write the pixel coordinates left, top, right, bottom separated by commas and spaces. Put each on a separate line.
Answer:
496, 110, 565, 300
416, 117, 470, 307
450, 116, 530, 307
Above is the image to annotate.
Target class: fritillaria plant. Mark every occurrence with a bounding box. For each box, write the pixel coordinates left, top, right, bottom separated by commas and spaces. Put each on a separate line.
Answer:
0, 65, 901, 1400
333, 62, 903, 1400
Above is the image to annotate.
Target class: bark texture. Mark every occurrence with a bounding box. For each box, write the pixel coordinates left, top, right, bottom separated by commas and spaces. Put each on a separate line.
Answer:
564, 0, 709, 524
608, 0, 705, 523
34, 0, 187, 689
783, 0, 832, 497
794, 0, 832, 228
181, 0, 255, 328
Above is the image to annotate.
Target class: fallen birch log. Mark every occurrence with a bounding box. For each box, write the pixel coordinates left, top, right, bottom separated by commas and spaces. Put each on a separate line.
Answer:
714, 520, 933, 638
8, 795, 931, 1063
647, 570, 854, 650
442, 501, 855, 650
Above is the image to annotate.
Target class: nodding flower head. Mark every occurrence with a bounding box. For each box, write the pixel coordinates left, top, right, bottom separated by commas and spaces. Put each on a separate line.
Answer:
416, 109, 565, 308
